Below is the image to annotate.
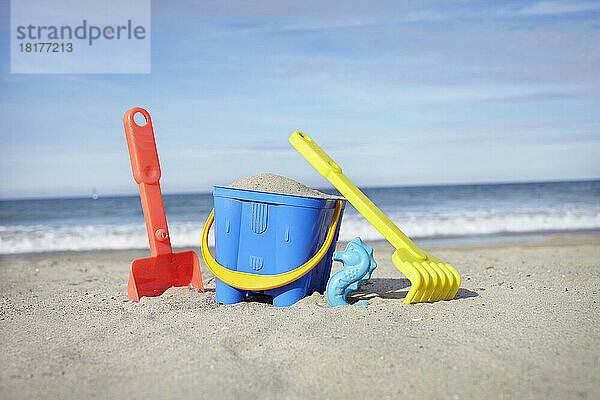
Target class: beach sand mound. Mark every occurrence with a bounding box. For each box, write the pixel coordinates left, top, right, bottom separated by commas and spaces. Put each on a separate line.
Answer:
229, 173, 340, 199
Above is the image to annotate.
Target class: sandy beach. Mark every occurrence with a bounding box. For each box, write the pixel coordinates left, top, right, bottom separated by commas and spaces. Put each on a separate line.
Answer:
1, 234, 598, 399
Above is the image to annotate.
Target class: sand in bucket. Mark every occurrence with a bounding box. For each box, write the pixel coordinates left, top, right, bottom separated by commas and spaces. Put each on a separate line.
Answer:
229, 173, 341, 199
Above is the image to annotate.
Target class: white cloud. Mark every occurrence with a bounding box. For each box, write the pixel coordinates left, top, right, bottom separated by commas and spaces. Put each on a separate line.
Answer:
519, 1, 600, 16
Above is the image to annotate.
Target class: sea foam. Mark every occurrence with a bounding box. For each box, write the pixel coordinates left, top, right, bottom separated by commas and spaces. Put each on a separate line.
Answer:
1, 207, 598, 254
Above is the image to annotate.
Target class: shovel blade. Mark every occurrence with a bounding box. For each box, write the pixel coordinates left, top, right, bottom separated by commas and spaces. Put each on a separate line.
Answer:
127, 250, 204, 302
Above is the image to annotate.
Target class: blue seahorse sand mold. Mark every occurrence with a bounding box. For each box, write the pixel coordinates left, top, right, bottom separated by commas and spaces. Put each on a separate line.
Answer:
326, 237, 377, 306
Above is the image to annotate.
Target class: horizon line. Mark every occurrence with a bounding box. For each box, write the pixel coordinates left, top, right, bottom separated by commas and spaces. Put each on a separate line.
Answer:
1, 177, 598, 202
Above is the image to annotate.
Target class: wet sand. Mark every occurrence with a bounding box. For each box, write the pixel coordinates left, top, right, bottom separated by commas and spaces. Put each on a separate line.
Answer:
1, 234, 599, 399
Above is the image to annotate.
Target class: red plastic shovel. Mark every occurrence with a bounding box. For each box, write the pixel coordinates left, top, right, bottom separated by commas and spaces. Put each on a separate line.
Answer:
124, 107, 204, 301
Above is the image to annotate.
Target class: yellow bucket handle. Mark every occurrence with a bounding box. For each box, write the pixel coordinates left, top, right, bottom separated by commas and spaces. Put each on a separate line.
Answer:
201, 200, 343, 291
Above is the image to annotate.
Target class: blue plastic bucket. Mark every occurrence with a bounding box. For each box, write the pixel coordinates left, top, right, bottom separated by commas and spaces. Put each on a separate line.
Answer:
212, 186, 345, 307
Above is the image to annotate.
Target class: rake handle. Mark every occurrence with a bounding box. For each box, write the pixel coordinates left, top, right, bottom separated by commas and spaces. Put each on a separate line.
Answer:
124, 107, 173, 257
289, 131, 427, 261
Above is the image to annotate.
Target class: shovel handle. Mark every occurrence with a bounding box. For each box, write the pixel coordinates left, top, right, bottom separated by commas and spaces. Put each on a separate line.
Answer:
124, 107, 173, 257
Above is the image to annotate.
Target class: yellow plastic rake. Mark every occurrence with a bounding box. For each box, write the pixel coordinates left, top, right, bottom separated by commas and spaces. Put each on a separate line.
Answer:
290, 132, 461, 304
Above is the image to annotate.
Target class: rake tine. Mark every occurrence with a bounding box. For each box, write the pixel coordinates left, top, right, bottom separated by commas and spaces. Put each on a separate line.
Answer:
436, 263, 452, 300
421, 261, 438, 302
433, 261, 450, 302
445, 264, 461, 300
412, 262, 430, 302
403, 261, 423, 304
428, 262, 444, 302
436, 263, 454, 300
419, 262, 437, 302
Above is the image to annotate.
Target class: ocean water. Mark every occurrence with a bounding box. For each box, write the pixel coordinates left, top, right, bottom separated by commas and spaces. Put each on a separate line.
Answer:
0, 180, 598, 254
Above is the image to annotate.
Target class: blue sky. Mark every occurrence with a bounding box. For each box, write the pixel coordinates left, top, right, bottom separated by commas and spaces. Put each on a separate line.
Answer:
1, 0, 599, 199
